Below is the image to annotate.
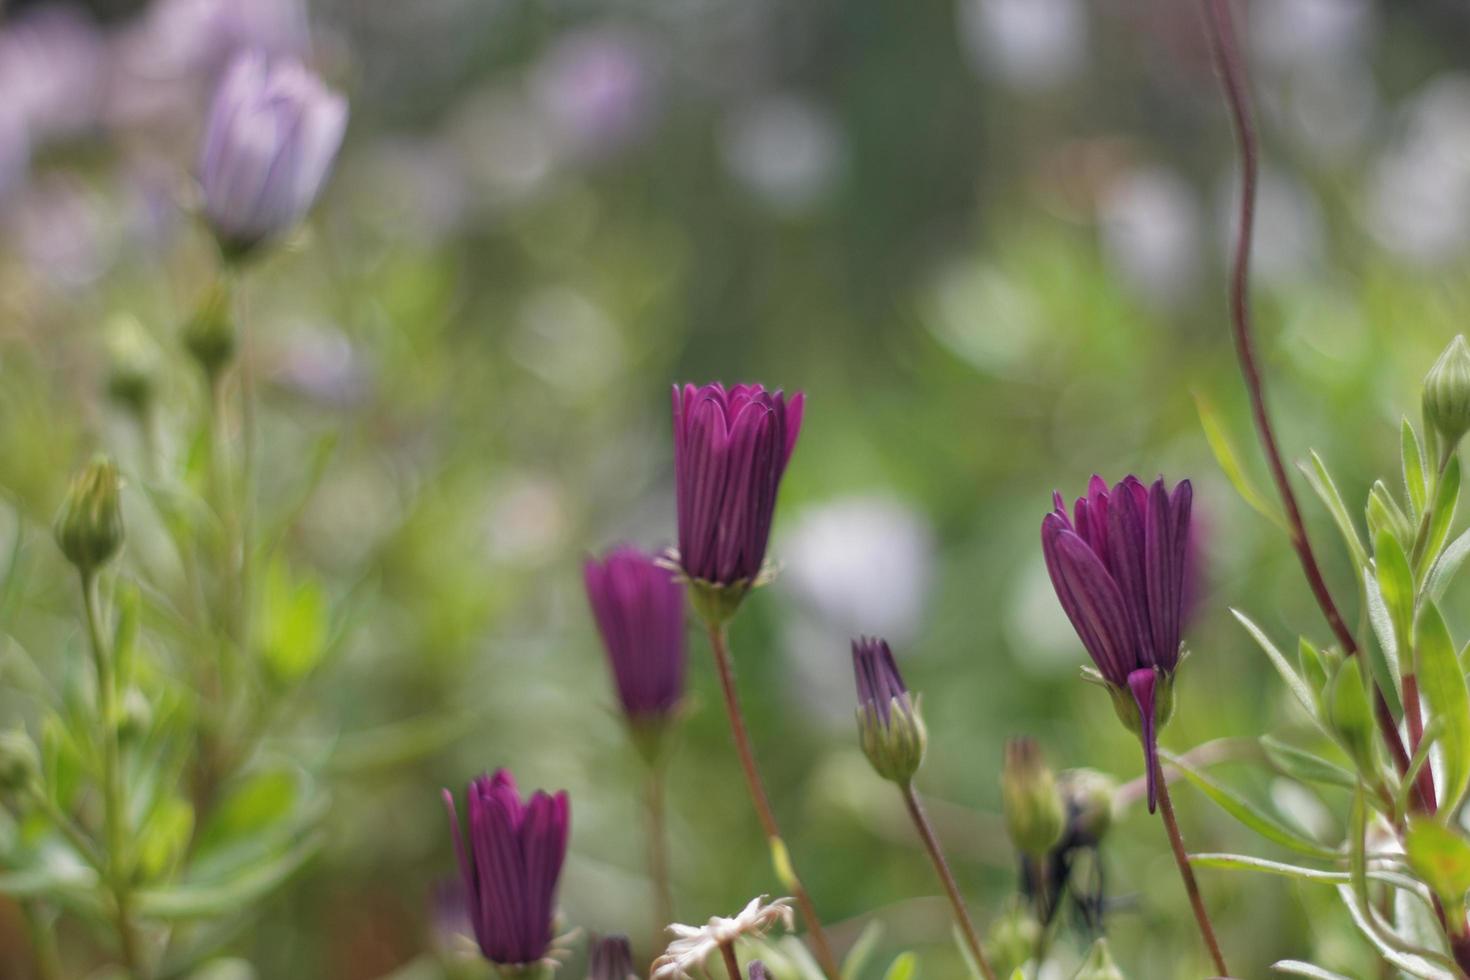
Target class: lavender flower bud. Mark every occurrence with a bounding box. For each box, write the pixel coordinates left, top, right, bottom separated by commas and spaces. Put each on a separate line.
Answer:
1073, 938, 1126, 980
1424, 334, 1470, 447
672, 382, 803, 624
587, 934, 638, 980
442, 770, 570, 970
748, 963, 770, 980
1002, 738, 1064, 858
54, 456, 124, 574
851, 637, 926, 785
198, 51, 347, 258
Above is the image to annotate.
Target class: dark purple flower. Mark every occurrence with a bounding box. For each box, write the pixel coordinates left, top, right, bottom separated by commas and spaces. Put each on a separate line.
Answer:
851, 636, 926, 785
671, 383, 805, 591
587, 934, 638, 979
442, 769, 570, 967
1040, 475, 1193, 812
198, 50, 347, 256
851, 636, 909, 724
584, 545, 687, 721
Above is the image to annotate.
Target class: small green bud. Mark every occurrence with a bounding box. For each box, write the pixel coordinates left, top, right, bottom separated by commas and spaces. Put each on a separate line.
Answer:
856, 695, 927, 785
1424, 335, 1470, 447
1105, 669, 1175, 739
686, 577, 751, 628
54, 456, 124, 574
986, 904, 1040, 976
118, 688, 153, 741
1058, 768, 1117, 847
0, 729, 40, 793
1072, 938, 1125, 980
182, 278, 236, 379
1002, 737, 1065, 857
1328, 657, 1376, 773
104, 314, 159, 417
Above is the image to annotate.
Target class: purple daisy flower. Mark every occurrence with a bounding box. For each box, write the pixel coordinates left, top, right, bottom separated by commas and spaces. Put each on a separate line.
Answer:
584, 544, 687, 722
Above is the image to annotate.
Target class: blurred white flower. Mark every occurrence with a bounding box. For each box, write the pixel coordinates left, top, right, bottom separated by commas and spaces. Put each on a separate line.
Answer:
9, 173, 115, 290
1366, 74, 1470, 264
721, 95, 845, 215
959, 0, 1086, 92
511, 287, 627, 397
273, 322, 371, 408
652, 896, 793, 980
532, 27, 658, 162
1098, 166, 1200, 309
1250, 0, 1373, 71
446, 87, 556, 207
1283, 58, 1377, 162
924, 260, 1043, 375
1214, 169, 1323, 286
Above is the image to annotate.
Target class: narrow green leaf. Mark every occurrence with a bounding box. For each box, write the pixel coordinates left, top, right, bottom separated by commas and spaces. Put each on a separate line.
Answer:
882, 952, 919, 980
1337, 883, 1457, 978
1195, 392, 1289, 531
1414, 602, 1470, 812
1367, 482, 1415, 550
1162, 750, 1340, 860
1363, 571, 1406, 708
1273, 960, 1353, 980
1427, 527, 1470, 600
1260, 737, 1355, 789
1232, 610, 1329, 735
1404, 418, 1429, 517
1192, 852, 1426, 895
135, 832, 323, 920
1375, 530, 1416, 675
1300, 452, 1369, 569
841, 920, 884, 980
1418, 456, 1461, 583
1405, 818, 1470, 907
1297, 638, 1328, 699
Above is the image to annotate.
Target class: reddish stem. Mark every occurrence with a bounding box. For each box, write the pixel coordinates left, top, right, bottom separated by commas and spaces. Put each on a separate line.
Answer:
1156, 757, 1230, 975
1402, 674, 1438, 813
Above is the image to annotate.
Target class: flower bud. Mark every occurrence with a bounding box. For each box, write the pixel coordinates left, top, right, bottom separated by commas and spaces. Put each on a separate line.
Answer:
1002, 737, 1065, 858
851, 637, 926, 785
1424, 335, 1470, 447
748, 964, 769, 980
586, 934, 637, 980
986, 904, 1040, 976
54, 456, 124, 574
1058, 768, 1116, 847
182, 279, 235, 379
1072, 938, 1125, 980
104, 314, 159, 417
0, 729, 39, 793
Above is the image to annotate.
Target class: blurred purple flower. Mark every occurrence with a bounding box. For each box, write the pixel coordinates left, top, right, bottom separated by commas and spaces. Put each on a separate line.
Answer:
587, 934, 638, 979
430, 877, 473, 953
442, 770, 570, 968
0, 6, 106, 146
584, 545, 687, 722
533, 27, 655, 161
1041, 475, 1192, 812
851, 636, 909, 724
672, 383, 804, 590
198, 51, 347, 256
749, 964, 770, 980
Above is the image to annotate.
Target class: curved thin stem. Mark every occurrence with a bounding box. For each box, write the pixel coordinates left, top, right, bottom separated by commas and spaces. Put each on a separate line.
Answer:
703, 623, 841, 980
81, 572, 144, 977
1199, 0, 1415, 796
1154, 755, 1229, 975
899, 783, 998, 980
646, 763, 674, 932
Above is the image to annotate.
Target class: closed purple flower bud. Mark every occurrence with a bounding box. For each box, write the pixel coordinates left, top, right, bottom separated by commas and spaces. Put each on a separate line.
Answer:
851, 636, 926, 785
198, 51, 347, 257
442, 769, 570, 968
584, 545, 687, 727
748, 963, 770, 980
672, 382, 804, 623
1040, 474, 1192, 813
587, 934, 639, 979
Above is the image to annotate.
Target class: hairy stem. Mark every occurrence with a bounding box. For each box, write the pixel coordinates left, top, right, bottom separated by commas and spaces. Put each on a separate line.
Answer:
1156, 757, 1229, 975
646, 763, 674, 932
704, 622, 841, 980
899, 783, 998, 980
1199, 0, 1415, 793
81, 572, 144, 977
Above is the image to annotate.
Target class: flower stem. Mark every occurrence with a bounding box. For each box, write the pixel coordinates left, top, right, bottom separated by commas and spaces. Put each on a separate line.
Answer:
22, 901, 63, 980
646, 762, 675, 932
703, 622, 841, 980
720, 941, 743, 980
80, 571, 144, 977
898, 783, 998, 980
1199, 0, 1415, 792
1153, 756, 1228, 975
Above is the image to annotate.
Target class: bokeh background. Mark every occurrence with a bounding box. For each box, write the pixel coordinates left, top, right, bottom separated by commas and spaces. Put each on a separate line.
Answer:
2, 0, 1470, 976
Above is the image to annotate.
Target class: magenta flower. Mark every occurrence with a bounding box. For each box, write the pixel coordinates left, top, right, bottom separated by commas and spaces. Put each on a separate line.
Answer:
671, 383, 804, 600
587, 934, 638, 979
851, 636, 926, 785
584, 544, 687, 722
442, 770, 570, 967
198, 51, 347, 256
1041, 475, 1193, 812
852, 636, 909, 724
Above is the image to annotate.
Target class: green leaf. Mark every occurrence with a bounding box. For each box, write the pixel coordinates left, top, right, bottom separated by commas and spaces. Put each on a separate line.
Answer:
1191, 852, 1426, 894
259, 561, 328, 685
1327, 657, 1377, 773
1260, 737, 1355, 789
1161, 750, 1340, 860
1194, 392, 1288, 531
1368, 481, 1415, 548
1418, 456, 1462, 583
1375, 530, 1416, 675
135, 831, 323, 921
1300, 451, 1369, 569
1362, 571, 1406, 712
1297, 638, 1329, 702
841, 920, 883, 980
1272, 960, 1353, 980
1405, 818, 1470, 907
1404, 419, 1430, 518
1232, 610, 1327, 734
882, 952, 919, 980
1426, 527, 1470, 600
1415, 601, 1470, 812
